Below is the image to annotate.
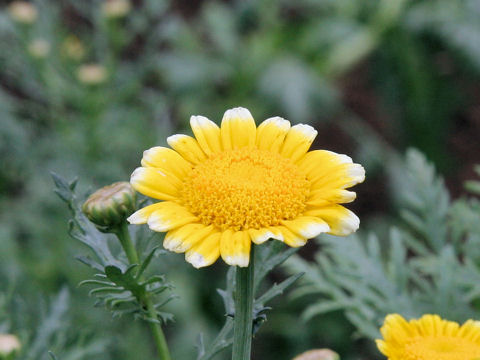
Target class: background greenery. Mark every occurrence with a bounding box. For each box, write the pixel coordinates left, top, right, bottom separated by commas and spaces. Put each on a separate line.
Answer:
1, 0, 479, 359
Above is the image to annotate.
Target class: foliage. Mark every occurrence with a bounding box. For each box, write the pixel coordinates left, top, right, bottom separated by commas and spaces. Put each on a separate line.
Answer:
0, 288, 106, 360
286, 150, 480, 341
0, 0, 479, 359
196, 242, 303, 360
52, 173, 175, 324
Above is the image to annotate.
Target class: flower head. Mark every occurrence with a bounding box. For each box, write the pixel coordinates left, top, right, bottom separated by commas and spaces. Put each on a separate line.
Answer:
128, 107, 364, 268
293, 349, 339, 360
0, 334, 21, 358
76, 64, 107, 85
376, 314, 480, 360
101, 0, 131, 18
7, 1, 37, 24
27, 39, 50, 59
62, 36, 86, 61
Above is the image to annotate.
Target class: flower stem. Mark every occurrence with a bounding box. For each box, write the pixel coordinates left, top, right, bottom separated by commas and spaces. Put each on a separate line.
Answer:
116, 223, 139, 264
144, 296, 171, 360
232, 245, 255, 360
114, 223, 171, 360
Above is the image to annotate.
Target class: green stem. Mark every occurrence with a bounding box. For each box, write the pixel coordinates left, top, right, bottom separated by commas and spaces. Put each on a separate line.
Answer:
114, 223, 171, 360
144, 296, 171, 360
232, 245, 255, 360
116, 223, 139, 264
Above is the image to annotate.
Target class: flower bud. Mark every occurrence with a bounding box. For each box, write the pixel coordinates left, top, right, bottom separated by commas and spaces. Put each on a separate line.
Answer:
101, 0, 131, 18
76, 64, 108, 85
7, 1, 37, 24
0, 334, 21, 359
293, 349, 340, 360
27, 39, 50, 59
82, 182, 136, 232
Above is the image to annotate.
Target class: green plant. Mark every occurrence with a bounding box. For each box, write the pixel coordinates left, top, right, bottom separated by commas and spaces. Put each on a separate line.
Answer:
286, 149, 480, 343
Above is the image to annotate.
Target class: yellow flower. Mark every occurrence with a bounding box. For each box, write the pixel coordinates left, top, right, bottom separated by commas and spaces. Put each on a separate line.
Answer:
376, 314, 480, 360
62, 36, 86, 61
128, 107, 364, 268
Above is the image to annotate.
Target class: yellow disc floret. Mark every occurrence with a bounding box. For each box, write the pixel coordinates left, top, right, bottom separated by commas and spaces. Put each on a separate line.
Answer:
181, 148, 310, 231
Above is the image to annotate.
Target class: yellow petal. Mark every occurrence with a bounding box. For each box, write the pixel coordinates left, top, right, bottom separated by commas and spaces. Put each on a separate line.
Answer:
307, 189, 356, 207
298, 150, 353, 176
280, 124, 317, 163
298, 150, 365, 190
220, 107, 256, 150
167, 134, 207, 164
185, 232, 221, 268
255, 117, 291, 152
147, 202, 198, 232
127, 202, 165, 224
275, 226, 307, 247
164, 224, 215, 253
220, 230, 251, 267
304, 205, 359, 236
282, 216, 330, 239
311, 164, 365, 190
141, 146, 192, 178
130, 167, 180, 200
190, 115, 222, 155
375, 340, 388, 356
248, 227, 283, 245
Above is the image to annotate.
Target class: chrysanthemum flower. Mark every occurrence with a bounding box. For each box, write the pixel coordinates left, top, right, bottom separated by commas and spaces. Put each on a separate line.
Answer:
376, 314, 480, 360
128, 107, 364, 268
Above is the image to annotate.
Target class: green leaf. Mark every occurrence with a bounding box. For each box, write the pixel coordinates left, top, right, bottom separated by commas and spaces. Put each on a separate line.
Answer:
254, 241, 298, 291
52, 173, 123, 268
136, 246, 162, 280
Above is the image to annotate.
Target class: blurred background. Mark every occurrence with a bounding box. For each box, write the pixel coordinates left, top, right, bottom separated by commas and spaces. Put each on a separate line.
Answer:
1, 0, 480, 359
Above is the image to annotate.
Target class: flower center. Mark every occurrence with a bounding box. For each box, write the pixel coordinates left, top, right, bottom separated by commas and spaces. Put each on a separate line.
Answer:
404, 336, 480, 360
181, 148, 310, 231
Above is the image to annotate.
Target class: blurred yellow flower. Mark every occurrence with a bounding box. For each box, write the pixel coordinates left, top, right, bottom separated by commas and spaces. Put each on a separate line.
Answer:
0, 334, 21, 357
27, 39, 50, 59
101, 0, 131, 18
7, 1, 37, 24
76, 64, 107, 85
62, 36, 86, 61
376, 314, 480, 360
129, 107, 364, 268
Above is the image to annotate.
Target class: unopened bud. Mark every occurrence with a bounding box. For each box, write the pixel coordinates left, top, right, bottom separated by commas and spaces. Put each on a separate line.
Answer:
8, 1, 37, 24
76, 64, 108, 85
0, 334, 21, 359
82, 182, 136, 232
101, 0, 131, 18
293, 349, 340, 360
